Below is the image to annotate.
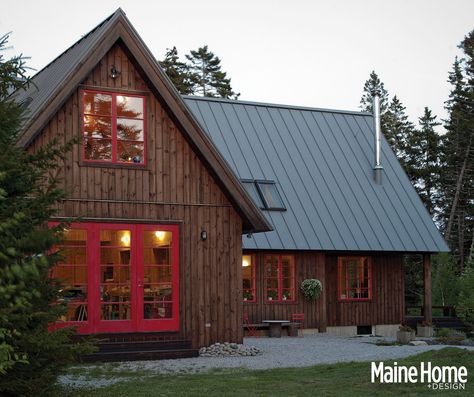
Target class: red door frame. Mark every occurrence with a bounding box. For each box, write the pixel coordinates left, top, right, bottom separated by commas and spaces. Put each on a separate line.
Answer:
50, 222, 180, 334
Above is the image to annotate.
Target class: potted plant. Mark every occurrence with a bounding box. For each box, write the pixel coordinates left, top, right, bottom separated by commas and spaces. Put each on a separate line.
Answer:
417, 320, 434, 337
243, 291, 253, 301
396, 323, 415, 344
300, 279, 322, 301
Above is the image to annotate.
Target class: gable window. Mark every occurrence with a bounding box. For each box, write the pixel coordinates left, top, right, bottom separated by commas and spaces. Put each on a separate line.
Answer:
338, 257, 372, 301
82, 90, 146, 164
242, 255, 256, 302
264, 255, 295, 302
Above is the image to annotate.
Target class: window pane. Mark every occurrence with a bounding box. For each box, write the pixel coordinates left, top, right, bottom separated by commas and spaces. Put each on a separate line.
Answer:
59, 303, 88, 322
57, 247, 86, 265
144, 266, 172, 282
143, 231, 172, 246
61, 229, 87, 245
144, 285, 172, 301
241, 181, 264, 208
144, 302, 172, 319
100, 265, 130, 283
256, 182, 285, 209
84, 138, 112, 160
117, 119, 144, 141
84, 115, 112, 139
100, 230, 131, 247
101, 304, 130, 320
84, 92, 112, 115
53, 265, 88, 284
116, 95, 144, 118
266, 289, 278, 300
117, 141, 144, 163
282, 289, 294, 300
101, 285, 130, 302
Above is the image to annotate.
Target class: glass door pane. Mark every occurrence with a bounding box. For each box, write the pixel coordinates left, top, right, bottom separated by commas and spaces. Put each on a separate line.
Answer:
142, 230, 173, 319
100, 229, 131, 320
52, 229, 88, 322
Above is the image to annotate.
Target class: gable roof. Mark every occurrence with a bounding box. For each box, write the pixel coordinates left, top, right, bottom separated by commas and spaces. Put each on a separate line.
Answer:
184, 96, 449, 253
12, 9, 271, 234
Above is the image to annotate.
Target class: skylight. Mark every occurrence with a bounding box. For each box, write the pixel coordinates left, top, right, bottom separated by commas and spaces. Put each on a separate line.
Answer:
241, 180, 286, 211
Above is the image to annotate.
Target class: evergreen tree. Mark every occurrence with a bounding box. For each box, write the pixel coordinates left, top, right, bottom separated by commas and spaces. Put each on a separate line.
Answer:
384, 96, 415, 165
360, 70, 389, 119
405, 107, 441, 216
0, 34, 88, 396
440, 32, 474, 268
186, 45, 239, 99
159, 46, 194, 95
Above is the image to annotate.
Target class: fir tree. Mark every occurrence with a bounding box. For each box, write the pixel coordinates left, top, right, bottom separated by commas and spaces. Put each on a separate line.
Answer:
0, 34, 89, 396
159, 46, 194, 95
405, 107, 441, 216
186, 45, 239, 99
384, 95, 415, 165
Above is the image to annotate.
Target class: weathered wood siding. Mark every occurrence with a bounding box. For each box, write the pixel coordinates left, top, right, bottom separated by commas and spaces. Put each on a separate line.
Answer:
28, 43, 243, 348
243, 252, 326, 330
326, 254, 405, 326
244, 252, 404, 329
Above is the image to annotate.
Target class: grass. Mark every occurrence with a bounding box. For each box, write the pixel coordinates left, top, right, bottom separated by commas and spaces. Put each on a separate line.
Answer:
54, 348, 474, 397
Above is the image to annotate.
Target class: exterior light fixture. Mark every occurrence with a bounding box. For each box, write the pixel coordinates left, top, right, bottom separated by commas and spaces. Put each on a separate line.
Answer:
242, 257, 250, 267
200, 230, 207, 241
110, 65, 120, 79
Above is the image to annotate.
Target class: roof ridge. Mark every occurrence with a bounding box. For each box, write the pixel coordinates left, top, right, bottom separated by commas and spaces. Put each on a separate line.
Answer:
23, 9, 119, 83
182, 95, 372, 117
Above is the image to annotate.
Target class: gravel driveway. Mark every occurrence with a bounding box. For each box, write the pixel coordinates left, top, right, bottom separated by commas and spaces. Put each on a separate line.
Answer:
59, 334, 474, 389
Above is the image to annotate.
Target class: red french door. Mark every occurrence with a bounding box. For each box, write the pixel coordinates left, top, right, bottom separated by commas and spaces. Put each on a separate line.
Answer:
50, 222, 179, 334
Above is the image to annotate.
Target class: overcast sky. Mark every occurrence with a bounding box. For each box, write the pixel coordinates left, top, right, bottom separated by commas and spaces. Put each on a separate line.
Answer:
2, 0, 473, 126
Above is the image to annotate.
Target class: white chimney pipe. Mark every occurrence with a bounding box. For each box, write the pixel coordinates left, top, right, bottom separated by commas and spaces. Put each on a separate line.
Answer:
371, 89, 383, 184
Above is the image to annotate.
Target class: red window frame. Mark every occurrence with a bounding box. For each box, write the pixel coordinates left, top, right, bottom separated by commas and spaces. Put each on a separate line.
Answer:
81, 90, 147, 165
337, 256, 372, 301
242, 254, 256, 302
264, 254, 296, 303
49, 222, 179, 334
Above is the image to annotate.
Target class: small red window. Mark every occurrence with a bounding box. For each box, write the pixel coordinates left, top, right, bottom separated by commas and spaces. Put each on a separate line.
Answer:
338, 257, 372, 301
242, 255, 256, 302
264, 255, 295, 302
82, 90, 146, 164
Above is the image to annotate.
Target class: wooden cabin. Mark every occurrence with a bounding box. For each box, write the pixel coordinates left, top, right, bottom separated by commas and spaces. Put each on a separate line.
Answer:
13, 9, 448, 358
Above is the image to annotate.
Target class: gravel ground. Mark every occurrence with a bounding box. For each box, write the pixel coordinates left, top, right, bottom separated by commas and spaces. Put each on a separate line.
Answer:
58, 335, 474, 388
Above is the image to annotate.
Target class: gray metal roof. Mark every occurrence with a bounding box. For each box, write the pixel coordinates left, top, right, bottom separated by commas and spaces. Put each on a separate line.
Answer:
12, 10, 119, 134
184, 96, 449, 253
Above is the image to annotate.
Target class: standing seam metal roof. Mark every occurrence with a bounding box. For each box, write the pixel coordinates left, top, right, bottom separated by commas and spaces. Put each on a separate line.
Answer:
183, 96, 449, 253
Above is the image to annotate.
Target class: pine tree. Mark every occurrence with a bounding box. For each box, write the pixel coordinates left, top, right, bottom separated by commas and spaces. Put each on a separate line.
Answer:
0, 34, 89, 396
186, 45, 239, 99
360, 70, 389, 115
159, 46, 194, 95
404, 107, 441, 216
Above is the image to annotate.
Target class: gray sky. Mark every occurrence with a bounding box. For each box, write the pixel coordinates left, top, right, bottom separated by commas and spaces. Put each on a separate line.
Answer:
2, 0, 473, 126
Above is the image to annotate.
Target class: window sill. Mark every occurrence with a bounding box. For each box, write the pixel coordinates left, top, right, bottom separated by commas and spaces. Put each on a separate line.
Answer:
79, 161, 148, 170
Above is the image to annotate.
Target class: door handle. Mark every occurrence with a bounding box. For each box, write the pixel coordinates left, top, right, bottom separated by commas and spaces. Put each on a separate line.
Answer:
138, 281, 143, 288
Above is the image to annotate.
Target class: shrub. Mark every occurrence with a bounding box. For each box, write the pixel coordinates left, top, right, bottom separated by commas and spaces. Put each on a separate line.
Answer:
300, 279, 322, 300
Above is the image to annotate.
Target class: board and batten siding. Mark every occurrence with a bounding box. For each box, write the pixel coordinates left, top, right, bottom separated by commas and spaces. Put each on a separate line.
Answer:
325, 254, 405, 327
243, 252, 327, 330
27, 43, 244, 348
243, 252, 404, 330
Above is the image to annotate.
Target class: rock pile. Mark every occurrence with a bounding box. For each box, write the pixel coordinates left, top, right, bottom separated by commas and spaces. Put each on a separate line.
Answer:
199, 342, 262, 357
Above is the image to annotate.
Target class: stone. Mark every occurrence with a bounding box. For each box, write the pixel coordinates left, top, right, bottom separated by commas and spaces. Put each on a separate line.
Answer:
408, 340, 428, 346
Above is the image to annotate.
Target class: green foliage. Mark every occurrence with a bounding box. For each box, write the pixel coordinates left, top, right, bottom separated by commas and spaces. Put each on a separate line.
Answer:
457, 261, 474, 327
0, 33, 90, 397
159, 46, 194, 95
300, 279, 322, 300
186, 45, 239, 99
432, 253, 459, 306
160, 45, 239, 99
439, 29, 474, 268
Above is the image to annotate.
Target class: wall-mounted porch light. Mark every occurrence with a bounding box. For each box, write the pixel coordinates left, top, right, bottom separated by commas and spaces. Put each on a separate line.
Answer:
200, 230, 208, 241
110, 65, 121, 79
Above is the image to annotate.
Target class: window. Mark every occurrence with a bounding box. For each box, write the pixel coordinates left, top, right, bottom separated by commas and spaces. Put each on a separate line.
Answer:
264, 255, 295, 302
241, 179, 286, 211
241, 180, 264, 208
256, 181, 285, 210
49, 223, 179, 334
242, 255, 256, 302
82, 90, 146, 164
338, 257, 372, 301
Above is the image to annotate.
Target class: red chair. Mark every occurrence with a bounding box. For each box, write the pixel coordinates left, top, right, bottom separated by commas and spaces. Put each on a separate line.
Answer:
291, 313, 305, 336
243, 312, 258, 337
